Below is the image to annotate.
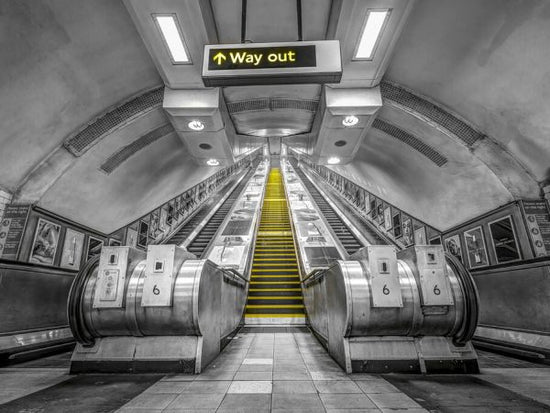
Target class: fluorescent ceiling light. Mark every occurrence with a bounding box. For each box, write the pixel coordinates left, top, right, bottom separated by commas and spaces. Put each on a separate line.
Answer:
154, 15, 190, 63
207, 159, 220, 166
342, 115, 359, 127
327, 157, 341, 165
355, 10, 390, 60
188, 120, 204, 131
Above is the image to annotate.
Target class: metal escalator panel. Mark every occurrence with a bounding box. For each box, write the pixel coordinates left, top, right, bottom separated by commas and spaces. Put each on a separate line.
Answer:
245, 168, 305, 325
292, 166, 363, 256
166, 166, 256, 256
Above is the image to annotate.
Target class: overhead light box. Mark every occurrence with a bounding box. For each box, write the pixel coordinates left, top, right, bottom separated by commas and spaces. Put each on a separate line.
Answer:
153, 14, 191, 64
354, 9, 390, 60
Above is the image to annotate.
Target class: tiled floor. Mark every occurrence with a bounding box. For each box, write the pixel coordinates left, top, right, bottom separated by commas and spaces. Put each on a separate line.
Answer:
1, 329, 549, 412
116, 330, 428, 412
0, 368, 69, 404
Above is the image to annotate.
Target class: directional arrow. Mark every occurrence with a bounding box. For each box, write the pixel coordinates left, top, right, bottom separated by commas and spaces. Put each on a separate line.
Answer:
213, 52, 226, 65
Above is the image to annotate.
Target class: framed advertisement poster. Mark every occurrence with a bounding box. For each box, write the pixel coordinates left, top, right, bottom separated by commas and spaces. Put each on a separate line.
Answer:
137, 221, 149, 248
60, 228, 85, 270
384, 207, 392, 231
464, 226, 489, 268
402, 218, 413, 246
488, 216, 521, 263
444, 234, 463, 263
29, 218, 61, 265
87, 236, 103, 260
414, 226, 427, 245
393, 213, 402, 238
126, 227, 138, 247
149, 211, 160, 238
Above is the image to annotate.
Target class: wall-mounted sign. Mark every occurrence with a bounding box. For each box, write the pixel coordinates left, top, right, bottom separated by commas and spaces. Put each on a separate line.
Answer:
521, 200, 550, 257
0, 204, 31, 260
202, 40, 342, 87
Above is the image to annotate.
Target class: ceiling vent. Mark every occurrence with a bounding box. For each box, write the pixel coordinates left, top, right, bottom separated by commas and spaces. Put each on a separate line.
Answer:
380, 82, 483, 146
227, 98, 318, 114
100, 123, 173, 174
65, 87, 164, 157
373, 119, 448, 167
227, 98, 270, 113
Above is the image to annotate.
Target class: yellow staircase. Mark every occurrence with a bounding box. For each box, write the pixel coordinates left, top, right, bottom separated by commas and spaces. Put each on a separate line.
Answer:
245, 168, 306, 325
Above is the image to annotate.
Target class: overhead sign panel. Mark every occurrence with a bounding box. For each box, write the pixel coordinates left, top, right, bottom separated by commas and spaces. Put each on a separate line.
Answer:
202, 40, 341, 87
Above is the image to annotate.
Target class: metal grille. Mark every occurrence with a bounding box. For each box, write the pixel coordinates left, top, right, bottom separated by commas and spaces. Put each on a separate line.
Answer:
380, 82, 483, 146
100, 124, 173, 174
65, 87, 164, 156
373, 119, 448, 167
227, 98, 270, 113
227, 98, 318, 114
271, 98, 318, 112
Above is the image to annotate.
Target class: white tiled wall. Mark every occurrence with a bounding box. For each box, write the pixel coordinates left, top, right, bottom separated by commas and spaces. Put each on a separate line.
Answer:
0, 188, 13, 220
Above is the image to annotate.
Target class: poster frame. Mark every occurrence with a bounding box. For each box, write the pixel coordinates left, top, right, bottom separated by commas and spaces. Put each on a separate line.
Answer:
443, 234, 463, 263
60, 228, 85, 270
29, 218, 61, 266
488, 215, 522, 264
463, 225, 489, 268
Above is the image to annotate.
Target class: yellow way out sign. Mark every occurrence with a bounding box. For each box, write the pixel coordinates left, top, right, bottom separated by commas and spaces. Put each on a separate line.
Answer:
208, 46, 315, 70
202, 41, 342, 87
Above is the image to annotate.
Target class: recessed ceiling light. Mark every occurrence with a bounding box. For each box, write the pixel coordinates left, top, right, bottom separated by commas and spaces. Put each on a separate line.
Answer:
206, 159, 220, 166
188, 120, 204, 131
327, 157, 341, 165
154, 15, 191, 64
354, 9, 390, 60
342, 115, 359, 127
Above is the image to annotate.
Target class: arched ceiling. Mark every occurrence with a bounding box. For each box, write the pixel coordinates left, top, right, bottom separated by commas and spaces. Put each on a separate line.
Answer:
0, 0, 548, 233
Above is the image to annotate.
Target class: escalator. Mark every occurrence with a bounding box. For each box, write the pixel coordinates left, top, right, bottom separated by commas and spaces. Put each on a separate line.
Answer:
245, 168, 305, 324
291, 163, 364, 256
167, 165, 257, 258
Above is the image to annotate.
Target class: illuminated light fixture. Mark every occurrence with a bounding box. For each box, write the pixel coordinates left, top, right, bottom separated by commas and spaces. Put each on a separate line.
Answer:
342, 115, 359, 127
154, 14, 191, 63
327, 157, 341, 165
188, 120, 204, 131
354, 9, 390, 60
206, 159, 220, 166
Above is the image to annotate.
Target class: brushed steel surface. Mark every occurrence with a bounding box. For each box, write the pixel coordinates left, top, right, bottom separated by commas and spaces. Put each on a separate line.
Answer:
305, 246, 472, 341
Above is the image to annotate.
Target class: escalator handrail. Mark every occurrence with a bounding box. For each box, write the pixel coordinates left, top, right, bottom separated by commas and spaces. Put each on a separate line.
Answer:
222, 267, 249, 284
445, 252, 479, 346
302, 267, 329, 286
67, 256, 100, 347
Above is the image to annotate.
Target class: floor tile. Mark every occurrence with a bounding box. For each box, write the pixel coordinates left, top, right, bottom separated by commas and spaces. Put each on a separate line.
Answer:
217, 393, 271, 412
142, 380, 191, 393
242, 358, 273, 365
273, 371, 311, 381
320, 393, 377, 409
368, 392, 423, 409
194, 371, 236, 381
238, 364, 273, 372
227, 380, 273, 393
182, 380, 232, 393
273, 380, 317, 394
355, 380, 400, 394
122, 393, 178, 410
272, 393, 325, 411
310, 371, 351, 381
166, 393, 225, 410
234, 371, 273, 381
314, 380, 362, 393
